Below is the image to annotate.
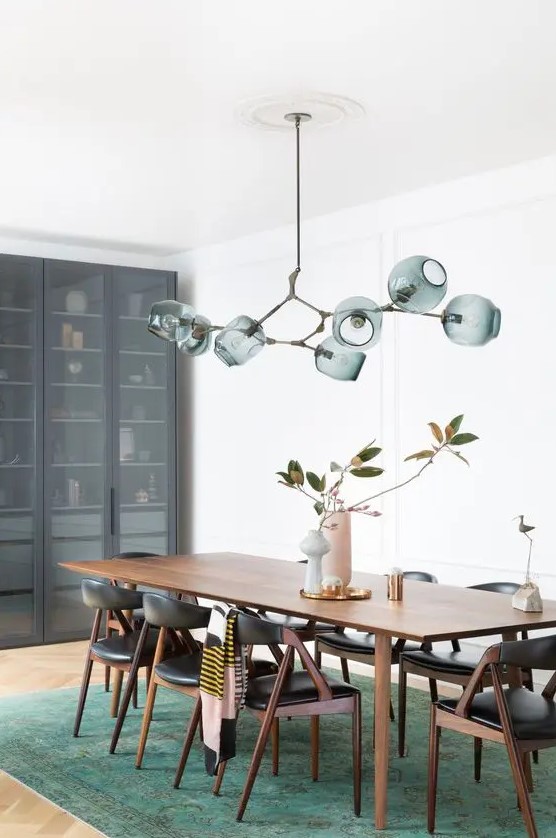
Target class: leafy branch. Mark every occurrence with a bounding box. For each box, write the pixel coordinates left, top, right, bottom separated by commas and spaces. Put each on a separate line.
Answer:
276, 415, 478, 530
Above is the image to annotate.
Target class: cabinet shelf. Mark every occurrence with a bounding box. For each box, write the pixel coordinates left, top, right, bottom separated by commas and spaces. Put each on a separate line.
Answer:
51, 418, 102, 423
0, 307, 33, 313
119, 420, 165, 424
119, 315, 147, 322
51, 347, 102, 353
51, 463, 102, 467
0, 381, 33, 386
0, 507, 33, 513
0, 418, 33, 422
120, 385, 166, 390
52, 505, 103, 511
51, 311, 102, 319
0, 344, 32, 349
120, 462, 165, 467
120, 350, 165, 356
0, 464, 32, 469
51, 383, 102, 388
120, 503, 166, 509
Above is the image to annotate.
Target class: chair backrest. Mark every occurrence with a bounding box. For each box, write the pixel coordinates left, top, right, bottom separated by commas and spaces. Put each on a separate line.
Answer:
469, 581, 520, 595
81, 577, 143, 611
110, 551, 161, 560
403, 571, 438, 583
499, 635, 556, 670
143, 593, 211, 630
236, 611, 284, 646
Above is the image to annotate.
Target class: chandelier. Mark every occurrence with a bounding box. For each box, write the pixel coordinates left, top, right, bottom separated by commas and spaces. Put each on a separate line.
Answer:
148, 112, 501, 381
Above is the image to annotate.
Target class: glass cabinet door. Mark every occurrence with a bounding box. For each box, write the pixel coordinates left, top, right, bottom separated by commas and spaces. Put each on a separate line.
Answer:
0, 255, 43, 646
113, 268, 176, 556
44, 261, 109, 641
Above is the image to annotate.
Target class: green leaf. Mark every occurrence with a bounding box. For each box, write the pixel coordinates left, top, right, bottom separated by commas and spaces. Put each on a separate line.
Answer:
448, 449, 470, 466
350, 466, 384, 478
276, 471, 294, 485
306, 471, 322, 492
330, 461, 343, 472
428, 422, 443, 444
320, 474, 327, 492
448, 414, 464, 434
449, 433, 478, 446
357, 446, 382, 463
313, 501, 324, 515
404, 450, 435, 461
288, 460, 304, 485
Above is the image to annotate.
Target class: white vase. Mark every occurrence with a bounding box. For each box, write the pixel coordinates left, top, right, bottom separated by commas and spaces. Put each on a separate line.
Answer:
322, 511, 352, 587
299, 529, 330, 594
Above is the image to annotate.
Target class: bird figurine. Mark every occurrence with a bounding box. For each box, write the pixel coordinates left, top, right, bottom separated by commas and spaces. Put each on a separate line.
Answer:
513, 515, 536, 584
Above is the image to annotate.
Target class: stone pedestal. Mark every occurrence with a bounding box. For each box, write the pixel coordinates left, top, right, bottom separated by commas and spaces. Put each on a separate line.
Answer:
512, 582, 543, 612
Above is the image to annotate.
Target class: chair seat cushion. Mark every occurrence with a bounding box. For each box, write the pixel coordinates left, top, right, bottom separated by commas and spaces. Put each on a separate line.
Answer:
261, 612, 335, 633
249, 658, 279, 678
92, 628, 160, 664
317, 630, 422, 656
155, 653, 202, 687
245, 670, 358, 711
438, 688, 556, 740
402, 647, 484, 675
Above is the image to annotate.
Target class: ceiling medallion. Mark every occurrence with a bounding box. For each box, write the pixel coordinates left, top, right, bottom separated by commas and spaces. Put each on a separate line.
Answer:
148, 112, 501, 381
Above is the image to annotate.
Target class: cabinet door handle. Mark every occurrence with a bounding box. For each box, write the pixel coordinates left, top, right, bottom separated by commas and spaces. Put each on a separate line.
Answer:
110, 487, 115, 535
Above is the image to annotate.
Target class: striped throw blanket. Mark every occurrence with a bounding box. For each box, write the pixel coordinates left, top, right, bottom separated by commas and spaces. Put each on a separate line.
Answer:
199, 603, 247, 776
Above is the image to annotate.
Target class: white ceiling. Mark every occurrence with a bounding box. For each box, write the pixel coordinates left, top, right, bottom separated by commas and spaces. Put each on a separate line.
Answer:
1, 0, 555, 254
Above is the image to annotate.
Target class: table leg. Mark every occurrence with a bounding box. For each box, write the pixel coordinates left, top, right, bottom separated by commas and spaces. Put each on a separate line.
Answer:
502, 631, 522, 687
374, 632, 392, 829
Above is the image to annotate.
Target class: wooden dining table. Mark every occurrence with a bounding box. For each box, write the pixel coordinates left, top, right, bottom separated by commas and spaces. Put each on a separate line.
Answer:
61, 551, 556, 829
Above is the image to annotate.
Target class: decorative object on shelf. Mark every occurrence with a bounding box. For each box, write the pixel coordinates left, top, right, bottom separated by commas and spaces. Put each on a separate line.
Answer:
387, 568, 404, 601
66, 359, 83, 381
299, 529, 330, 594
67, 478, 81, 507
71, 331, 84, 349
0, 369, 8, 380
143, 364, 155, 386
62, 323, 73, 348
65, 290, 88, 314
147, 472, 159, 501
511, 514, 542, 612
147, 114, 501, 381
278, 414, 479, 595
119, 427, 135, 461
128, 374, 143, 384
135, 489, 149, 503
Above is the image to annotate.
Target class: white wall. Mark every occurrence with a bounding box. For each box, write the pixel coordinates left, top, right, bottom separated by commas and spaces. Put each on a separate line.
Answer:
170, 152, 556, 605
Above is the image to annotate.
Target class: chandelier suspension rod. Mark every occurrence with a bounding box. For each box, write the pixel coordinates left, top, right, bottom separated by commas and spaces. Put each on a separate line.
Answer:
295, 114, 301, 272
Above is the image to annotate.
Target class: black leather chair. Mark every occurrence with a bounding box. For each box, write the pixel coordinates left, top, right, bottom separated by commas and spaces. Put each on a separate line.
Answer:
428, 634, 556, 837
398, 581, 535, 767
74, 578, 162, 742
176, 611, 362, 822
315, 571, 438, 720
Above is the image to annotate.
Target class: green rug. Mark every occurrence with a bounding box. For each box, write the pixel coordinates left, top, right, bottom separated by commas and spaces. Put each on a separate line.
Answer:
0, 676, 552, 837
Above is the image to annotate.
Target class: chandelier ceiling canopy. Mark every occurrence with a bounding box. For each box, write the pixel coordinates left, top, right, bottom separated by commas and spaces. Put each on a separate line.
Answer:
148, 111, 501, 381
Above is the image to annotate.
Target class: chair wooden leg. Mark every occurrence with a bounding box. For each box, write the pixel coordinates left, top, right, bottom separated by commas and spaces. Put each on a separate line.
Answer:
389, 698, 395, 721
474, 737, 482, 782
110, 670, 123, 718
135, 681, 159, 769
73, 657, 94, 737
236, 709, 276, 821
352, 693, 362, 817
132, 676, 138, 709
104, 665, 111, 692
146, 666, 152, 689
398, 659, 407, 757
340, 658, 350, 683
427, 705, 440, 834
310, 716, 319, 781
271, 718, 279, 776
110, 668, 140, 754
522, 752, 534, 793
174, 695, 203, 789
505, 740, 538, 837
314, 641, 322, 668
429, 678, 438, 703
532, 749, 539, 765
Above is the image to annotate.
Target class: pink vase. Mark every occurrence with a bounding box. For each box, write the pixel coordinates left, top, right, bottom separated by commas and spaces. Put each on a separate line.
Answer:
322, 511, 352, 587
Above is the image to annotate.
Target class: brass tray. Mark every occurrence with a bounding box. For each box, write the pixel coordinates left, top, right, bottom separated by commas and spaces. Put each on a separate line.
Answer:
300, 587, 372, 601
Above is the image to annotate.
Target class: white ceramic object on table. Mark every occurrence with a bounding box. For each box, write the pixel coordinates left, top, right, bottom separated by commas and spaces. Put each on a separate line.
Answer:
299, 529, 330, 594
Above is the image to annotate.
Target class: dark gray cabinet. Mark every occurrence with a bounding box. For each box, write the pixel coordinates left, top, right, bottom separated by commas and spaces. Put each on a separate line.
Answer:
0, 256, 177, 647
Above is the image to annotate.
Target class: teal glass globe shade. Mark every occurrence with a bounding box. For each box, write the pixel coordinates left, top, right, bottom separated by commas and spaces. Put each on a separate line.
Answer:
332, 296, 383, 349
214, 315, 266, 366
442, 294, 501, 346
388, 255, 447, 313
148, 300, 195, 343
314, 336, 366, 381
177, 314, 212, 356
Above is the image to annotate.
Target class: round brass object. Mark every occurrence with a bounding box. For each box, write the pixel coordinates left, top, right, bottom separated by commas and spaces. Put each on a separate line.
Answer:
300, 587, 372, 601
